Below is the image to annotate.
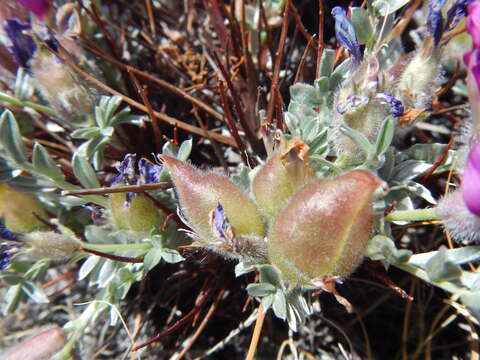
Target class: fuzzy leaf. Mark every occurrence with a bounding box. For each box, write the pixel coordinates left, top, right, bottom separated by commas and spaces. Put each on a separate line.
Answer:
340, 125, 374, 155
319, 49, 335, 77
22, 281, 49, 303
258, 265, 282, 288
0, 110, 27, 165
290, 83, 320, 107
32, 143, 65, 181
425, 247, 463, 282
350, 7, 373, 44
70, 127, 102, 139
375, 116, 394, 156
247, 283, 277, 297
72, 153, 101, 189
366, 235, 412, 265
372, 0, 411, 16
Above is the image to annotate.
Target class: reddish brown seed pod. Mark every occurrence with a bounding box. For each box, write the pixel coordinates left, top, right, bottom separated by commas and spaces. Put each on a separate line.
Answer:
267, 170, 382, 285
161, 155, 265, 240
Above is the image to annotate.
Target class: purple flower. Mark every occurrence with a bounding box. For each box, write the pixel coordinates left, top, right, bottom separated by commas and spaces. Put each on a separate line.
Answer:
17, 0, 51, 20
447, 0, 475, 30
210, 202, 235, 245
427, 0, 447, 46
0, 226, 23, 271
332, 7, 361, 66
376, 92, 405, 118
138, 158, 162, 185
4, 19, 36, 69
463, 141, 480, 216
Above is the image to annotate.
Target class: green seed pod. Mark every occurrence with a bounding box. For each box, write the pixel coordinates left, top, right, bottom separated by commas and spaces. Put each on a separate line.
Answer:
0, 183, 47, 232
267, 170, 381, 285
22, 231, 80, 260
109, 193, 165, 232
161, 155, 265, 240
252, 140, 315, 219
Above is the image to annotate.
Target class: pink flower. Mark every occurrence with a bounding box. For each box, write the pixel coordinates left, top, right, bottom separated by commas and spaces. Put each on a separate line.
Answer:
16, 0, 51, 20
463, 141, 480, 216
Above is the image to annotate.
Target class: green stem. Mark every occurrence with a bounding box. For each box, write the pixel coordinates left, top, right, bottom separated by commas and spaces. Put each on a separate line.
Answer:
385, 208, 440, 223
79, 241, 151, 253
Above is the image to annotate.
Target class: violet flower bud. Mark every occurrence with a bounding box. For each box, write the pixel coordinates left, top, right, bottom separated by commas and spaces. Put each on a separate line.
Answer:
463, 141, 480, 215
161, 155, 265, 241
427, 0, 447, 46
267, 170, 382, 285
332, 6, 361, 66
4, 19, 36, 69
17, 0, 51, 20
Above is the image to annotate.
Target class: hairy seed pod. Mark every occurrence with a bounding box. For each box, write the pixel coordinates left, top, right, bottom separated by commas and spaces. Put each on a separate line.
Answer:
22, 231, 80, 260
0, 184, 47, 232
1, 327, 65, 360
161, 155, 265, 240
267, 170, 381, 285
252, 140, 315, 219
109, 194, 165, 232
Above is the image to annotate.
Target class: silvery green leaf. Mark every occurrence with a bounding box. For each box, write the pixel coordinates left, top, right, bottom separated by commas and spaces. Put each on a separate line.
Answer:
104, 96, 123, 120
314, 77, 330, 97
247, 283, 277, 297
22, 281, 49, 303
372, 0, 411, 16
425, 247, 463, 282
143, 247, 163, 272
0, 110, 28, 165
160, 248, 184, 264
79, 255, 101, 280
162, 141, 177, 157
289, 83, 320, 107
6, 176, 56, 192
330, 58, 351, 91
395, 143, 454, 165
177, 139, 193, 161
3, 284, 23, 314
460, 292, 480, 321
288, 101, 317, 122
406, 181, 437, 204
262, 294, 275, 310
272, 291, 287, 320
109, 109, 132, 127
71, 127, 102, 139
409, 246, 480, 268
339, 125, 374, 155
391, 160, 431, 182
350, 7, 373, 44
235, 262, 255, 277
101, 126, 114, 137
366, 235, 412, 265
0, 160, 21, 181
72, 153, 101, 188
98, 260, 116, 288
32, 143, 65, 181
284, 112, 301, 136
378, 147, 395, 180
375, 116, 394, 156
301, 118, 320, 143
258, 265, 282, 288
319, 49, 335, 77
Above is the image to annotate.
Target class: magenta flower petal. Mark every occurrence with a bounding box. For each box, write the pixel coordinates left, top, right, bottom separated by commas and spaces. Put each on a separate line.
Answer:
17, 0, 51, 20
463, 142, 480, 216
